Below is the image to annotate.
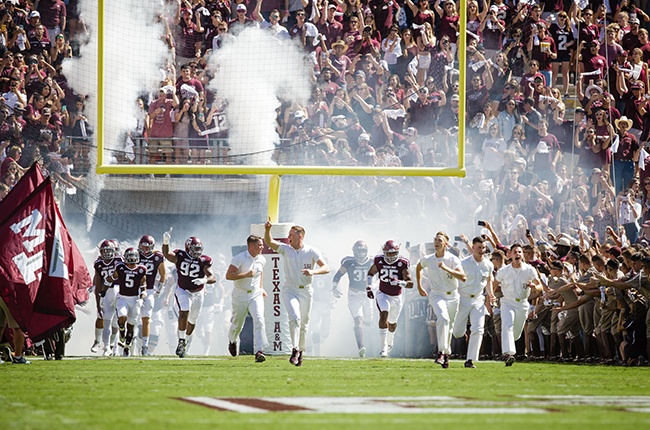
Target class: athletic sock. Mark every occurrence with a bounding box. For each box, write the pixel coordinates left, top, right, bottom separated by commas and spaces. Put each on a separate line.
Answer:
379, 328, 388, 351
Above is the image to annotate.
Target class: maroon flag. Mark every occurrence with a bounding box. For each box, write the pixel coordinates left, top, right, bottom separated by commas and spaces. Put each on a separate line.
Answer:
0, 177, 90, 342
0, 162, 45, 225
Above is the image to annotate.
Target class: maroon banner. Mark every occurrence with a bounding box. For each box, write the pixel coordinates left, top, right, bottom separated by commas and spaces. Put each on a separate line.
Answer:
0, 177, 90, 342
0, 162, 45, 225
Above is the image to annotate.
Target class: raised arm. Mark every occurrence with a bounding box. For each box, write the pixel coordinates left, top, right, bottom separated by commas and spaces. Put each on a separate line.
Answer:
263, 219, 281, 251
161, 227, 178, 263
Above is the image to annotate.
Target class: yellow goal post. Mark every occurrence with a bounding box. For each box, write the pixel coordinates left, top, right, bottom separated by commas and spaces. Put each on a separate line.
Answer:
94, 0, 467, 222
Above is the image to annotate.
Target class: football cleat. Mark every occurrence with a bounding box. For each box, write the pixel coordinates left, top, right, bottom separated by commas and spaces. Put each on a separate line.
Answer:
464, 359, 476, 368
176, 339, 187, 358
295, 350, 303, 367
123, 346, 130, 357
380, 349, 388, 358
358, 347, 366, 358
255, 351, 266, 363
434, 352, 444, 366
90, 340, 101, 353
12, 356, 31, 365
228, 341, 238, 357
289, 347, 299, 365
442, 354, 450, 369
141, 345, 150, 356
505, 354, 515, 367
102, 346, 112, 357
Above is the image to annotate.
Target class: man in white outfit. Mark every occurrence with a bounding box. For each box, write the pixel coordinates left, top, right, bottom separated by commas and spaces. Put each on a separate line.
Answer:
264, 220, 330, 366
416, 232, 466, 368
493, 243, 542, 366
226, 235, 268, 363
452, 237, 494, 368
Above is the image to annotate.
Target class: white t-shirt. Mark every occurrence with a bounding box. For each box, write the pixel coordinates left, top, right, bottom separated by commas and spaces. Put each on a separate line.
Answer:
277, 243, 324, 288
419, 251, 462, 295
460, 255, 494, 297
495, 262, 538, 303
229, 250, 266, 293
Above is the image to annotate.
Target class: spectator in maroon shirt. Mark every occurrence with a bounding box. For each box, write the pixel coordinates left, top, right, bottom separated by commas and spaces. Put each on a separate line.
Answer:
317, 3, 343, 49
36, 0, 66, 43
622, 15, 642, 52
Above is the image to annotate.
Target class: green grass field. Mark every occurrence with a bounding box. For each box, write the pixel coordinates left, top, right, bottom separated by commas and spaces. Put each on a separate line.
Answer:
2, 356, 649, 429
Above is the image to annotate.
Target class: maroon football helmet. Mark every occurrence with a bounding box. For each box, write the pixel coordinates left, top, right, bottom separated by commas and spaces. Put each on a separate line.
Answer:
139, 235, 155, 257
124, 247, 140, 265
352, 240, 368, 262
382, 240, 400, 264
98, 239, 115, 260
185, 236, 204, 259
110, 239, 121, 254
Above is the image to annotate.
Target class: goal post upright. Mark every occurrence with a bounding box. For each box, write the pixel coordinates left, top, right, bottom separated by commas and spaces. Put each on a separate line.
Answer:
97, 0, 106, 168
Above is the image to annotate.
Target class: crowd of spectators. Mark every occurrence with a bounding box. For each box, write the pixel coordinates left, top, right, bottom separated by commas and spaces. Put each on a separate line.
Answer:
2, 0, 650, 364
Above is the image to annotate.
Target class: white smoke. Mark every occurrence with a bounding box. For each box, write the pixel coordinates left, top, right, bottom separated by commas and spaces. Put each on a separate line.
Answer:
208, 27, 312, 165
62, 0, 170, 231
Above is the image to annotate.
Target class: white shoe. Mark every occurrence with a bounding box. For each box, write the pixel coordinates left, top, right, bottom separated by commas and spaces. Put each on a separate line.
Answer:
358, 347, 366, 358
102, 346, 112, 357
387, 344, 393, 353
141, 345, 150, 356
380, 349, 388, 358
90, 340, 101, 353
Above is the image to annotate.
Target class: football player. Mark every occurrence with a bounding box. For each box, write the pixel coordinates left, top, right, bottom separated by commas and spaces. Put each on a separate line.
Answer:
332, 240, 374, 357
105, 247, 148, 357
264, 220, 330, 367
367, 240, 414, 357
226, 235, 268, 362
92, 239, 123, 356
137, 235, 166, 356
452, 237, 494, 368
416, 232, 466, 369
162, 228, 217, 358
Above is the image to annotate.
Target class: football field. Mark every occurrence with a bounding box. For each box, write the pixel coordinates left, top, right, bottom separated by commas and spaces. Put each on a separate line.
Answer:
1, 356, 649, 429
